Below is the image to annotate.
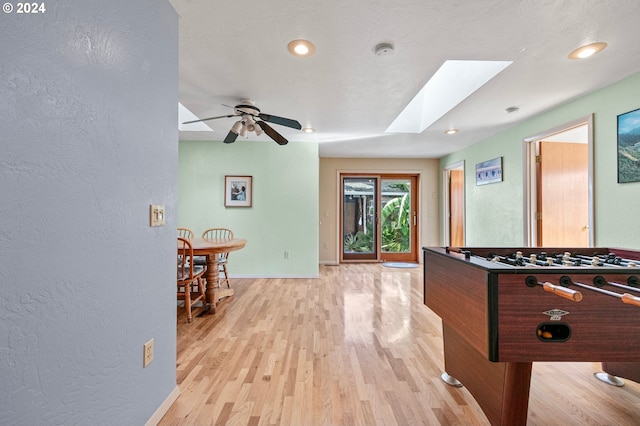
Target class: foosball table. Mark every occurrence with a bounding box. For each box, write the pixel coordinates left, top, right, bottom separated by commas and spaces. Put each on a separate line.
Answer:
422, 246, 640, 426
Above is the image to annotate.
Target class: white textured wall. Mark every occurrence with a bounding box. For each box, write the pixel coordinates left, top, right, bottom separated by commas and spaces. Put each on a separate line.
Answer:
0, 1, 179, 424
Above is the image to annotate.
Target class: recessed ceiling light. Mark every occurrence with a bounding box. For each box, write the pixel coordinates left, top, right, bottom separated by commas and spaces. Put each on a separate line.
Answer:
288, 39, 316, 57
444, 129, 458, 135
302, 127, 315, 133
568, 42, 607, 60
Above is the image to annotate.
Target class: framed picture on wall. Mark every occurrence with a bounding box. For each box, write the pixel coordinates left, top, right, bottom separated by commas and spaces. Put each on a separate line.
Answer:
476, 157, 503, 185
225, 175, 252, 207
617, 107, 640, 183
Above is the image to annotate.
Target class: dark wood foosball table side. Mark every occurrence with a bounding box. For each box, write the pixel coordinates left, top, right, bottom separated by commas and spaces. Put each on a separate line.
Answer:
442, 323, 532, 425
599, 247, 640, 385
601, 362, 640, 384
423, 246, 640, 426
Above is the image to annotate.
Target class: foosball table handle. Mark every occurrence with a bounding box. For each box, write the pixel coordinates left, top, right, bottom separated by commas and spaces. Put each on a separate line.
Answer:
542, 282, 583, 302
621, 293, 640, 307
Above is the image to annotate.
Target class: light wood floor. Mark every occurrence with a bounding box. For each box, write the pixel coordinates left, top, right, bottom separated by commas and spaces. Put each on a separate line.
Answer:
160, 264, 640, 425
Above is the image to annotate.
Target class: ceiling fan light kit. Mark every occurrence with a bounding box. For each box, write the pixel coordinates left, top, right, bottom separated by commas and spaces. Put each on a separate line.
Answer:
183, 99, 301, 145
230, 120, 244, 135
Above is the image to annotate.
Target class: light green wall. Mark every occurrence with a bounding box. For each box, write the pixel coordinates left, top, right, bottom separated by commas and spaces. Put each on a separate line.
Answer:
178, 140, 319, 277
441, 71, 640, 249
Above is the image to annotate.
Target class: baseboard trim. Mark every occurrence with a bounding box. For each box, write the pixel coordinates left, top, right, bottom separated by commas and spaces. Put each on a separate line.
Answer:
146, 385, 180, 426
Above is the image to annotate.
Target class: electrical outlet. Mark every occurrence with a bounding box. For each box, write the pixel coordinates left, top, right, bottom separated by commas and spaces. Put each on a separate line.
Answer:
143, 339, 154, 367
284, 251, 289, 259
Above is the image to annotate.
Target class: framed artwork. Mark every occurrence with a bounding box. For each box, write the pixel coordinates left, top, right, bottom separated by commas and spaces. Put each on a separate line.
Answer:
476, 157, 503, 185
617, 108, 640, 183
224, 175, 252, 207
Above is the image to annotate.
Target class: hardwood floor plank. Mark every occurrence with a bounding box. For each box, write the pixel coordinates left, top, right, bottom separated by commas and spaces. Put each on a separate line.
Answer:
214, 402, 234, 425
161, 264, 640, 425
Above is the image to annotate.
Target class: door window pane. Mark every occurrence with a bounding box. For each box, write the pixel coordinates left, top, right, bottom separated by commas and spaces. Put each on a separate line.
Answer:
342, 178, 376, 254
380, 179, 411, 253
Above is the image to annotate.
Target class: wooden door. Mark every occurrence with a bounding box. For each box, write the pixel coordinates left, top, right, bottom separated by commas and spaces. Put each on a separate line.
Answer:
538, 142, 589, 246
449, 170, 465, 246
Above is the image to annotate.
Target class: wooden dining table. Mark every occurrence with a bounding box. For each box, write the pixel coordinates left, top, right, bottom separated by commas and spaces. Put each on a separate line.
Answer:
188, 237, 247, 315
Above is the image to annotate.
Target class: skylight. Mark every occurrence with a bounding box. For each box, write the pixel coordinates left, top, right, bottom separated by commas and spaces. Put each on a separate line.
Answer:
178, 103, 213, 132
385, 60, 512, 134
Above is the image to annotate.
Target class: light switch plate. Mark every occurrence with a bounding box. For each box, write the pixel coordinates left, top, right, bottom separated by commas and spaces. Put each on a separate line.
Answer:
150, 205, 165, 227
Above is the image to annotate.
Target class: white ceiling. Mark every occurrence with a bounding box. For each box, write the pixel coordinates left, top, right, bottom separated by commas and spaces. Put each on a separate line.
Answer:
170, 0, 640, 158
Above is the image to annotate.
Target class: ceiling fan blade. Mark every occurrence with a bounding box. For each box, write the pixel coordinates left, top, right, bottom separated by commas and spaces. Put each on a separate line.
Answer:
256, 121, 288, 145
182, 114, 236, 125
257, 113, 302, 130
223, 130, 239, 144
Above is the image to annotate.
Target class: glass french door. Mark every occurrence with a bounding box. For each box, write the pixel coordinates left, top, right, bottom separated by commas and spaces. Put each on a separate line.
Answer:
341, 174, 418, 262
342, 177, 377, 260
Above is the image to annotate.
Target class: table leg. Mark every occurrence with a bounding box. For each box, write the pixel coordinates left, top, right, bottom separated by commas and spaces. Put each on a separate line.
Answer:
442, 323, 532, 426
600, 362, 640, 385
198, 254, 234, 316
202, 254, 220, 314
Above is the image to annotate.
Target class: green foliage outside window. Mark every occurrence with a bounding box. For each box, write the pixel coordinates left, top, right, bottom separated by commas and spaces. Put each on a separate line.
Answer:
343, 192, 411, 253
381, 193, 410, 252
343, 230, 373, 252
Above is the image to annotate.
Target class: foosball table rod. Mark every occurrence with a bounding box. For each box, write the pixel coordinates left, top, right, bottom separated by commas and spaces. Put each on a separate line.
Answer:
525, 276, 583, 301
559, 276, 640, 307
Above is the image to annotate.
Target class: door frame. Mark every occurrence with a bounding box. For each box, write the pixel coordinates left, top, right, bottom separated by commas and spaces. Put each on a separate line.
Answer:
339, 172, 420, 263
442, 161, 465, 246
522, 114, 594, 247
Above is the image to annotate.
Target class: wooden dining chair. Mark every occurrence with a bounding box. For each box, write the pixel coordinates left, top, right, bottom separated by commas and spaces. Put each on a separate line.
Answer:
177, 227, 194, 239
177, 237, 206, 322
201, 228, 234, 288
179, 226, 208, 269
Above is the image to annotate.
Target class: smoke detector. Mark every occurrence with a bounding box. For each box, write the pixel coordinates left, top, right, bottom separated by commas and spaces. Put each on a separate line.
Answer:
374, 43, 394, 56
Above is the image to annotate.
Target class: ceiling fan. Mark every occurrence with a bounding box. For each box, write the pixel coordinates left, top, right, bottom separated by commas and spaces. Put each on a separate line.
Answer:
182, 99, 302, 145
